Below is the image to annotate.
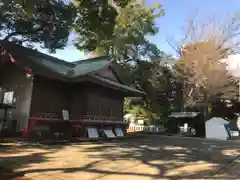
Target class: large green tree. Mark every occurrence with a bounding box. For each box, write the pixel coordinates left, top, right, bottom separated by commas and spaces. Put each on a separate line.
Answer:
0, 0, 75, 51
73, 0, 182, 123
122, 55, 182, 124
74, 0, 164, 63
149, 57, 183, 120
1, 0, 131, 52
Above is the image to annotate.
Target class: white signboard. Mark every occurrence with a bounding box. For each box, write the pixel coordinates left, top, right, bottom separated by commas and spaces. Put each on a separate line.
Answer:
62, 110, 69, 120
3, 91, 14, 104
104, 129, 116, 138
230, 131, 239, 137
183, 123, 188, 133
137, 120, 144, 125
115, 128, 124, 137
87, 127, 99, 138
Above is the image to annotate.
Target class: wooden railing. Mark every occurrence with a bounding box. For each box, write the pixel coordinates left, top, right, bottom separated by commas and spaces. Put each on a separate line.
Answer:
29, 112, 126, 124
81, 115, 118, 121
30, 112, 62, 121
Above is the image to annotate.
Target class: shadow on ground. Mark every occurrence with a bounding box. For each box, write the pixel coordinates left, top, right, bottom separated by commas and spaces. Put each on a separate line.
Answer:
0, 136, 239, 179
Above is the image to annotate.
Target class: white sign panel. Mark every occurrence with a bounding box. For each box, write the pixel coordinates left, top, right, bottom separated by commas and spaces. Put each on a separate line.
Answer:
3, 91, 14, 104
87, 127, 99, 138
137, 120, 144, 125
104, 129, 116, 138
115, 128, 124, 137
183, 123, 188, 133
62, 110, 69, 120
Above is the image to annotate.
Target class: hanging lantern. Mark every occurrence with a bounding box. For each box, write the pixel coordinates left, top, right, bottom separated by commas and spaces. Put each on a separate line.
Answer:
24, 67, 33, 79
8, 54, 16, 63
26, 73, 32, 79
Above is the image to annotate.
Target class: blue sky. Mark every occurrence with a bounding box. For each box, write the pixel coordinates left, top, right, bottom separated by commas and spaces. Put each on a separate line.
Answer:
40, 0, 240, 62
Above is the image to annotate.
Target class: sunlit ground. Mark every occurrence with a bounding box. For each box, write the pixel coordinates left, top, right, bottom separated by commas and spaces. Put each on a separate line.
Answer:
0, 136, 239, 180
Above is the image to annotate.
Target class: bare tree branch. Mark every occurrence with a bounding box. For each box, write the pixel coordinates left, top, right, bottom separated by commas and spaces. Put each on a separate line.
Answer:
171, 14, 240, 114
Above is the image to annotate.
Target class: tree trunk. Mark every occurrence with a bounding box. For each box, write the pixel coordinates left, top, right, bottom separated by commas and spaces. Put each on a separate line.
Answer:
181, 82, 185, 112
0, 109, 8, 137
203, 92, 209, 122
238, 81, 240, 101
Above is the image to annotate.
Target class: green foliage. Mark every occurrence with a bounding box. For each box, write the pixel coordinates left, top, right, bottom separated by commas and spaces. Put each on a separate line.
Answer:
122, 55, 182, 124
123, 97, 132, 114
0, 0, 75, 51
16, 0, 35, 15
73, 0, 123, 52
124, 97, 156, 124
148, 58, 183, 120
74, 0, 164, 62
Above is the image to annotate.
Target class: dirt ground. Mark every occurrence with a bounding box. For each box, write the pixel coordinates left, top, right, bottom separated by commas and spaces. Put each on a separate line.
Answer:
0, 136, 239, 180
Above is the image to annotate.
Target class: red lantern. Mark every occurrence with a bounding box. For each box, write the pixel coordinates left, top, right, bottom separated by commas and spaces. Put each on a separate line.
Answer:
8, 54, 16, 63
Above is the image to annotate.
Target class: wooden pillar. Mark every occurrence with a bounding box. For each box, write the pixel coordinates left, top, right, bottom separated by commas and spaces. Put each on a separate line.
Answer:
238, 81, 240, 101
83, 122, 86, 137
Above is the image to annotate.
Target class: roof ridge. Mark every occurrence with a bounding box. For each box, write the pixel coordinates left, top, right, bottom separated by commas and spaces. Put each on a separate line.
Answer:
0, 41, 118, 80
89, 74, 146, 95
0, 40, 75, 67
73, 56, 111, 64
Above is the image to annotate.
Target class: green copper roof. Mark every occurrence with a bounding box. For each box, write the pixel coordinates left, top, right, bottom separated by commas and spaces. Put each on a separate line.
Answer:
90, 74, 146, 95
1, 41, 145, 95
29, 56, 111, 78
72, 57, 111, 77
